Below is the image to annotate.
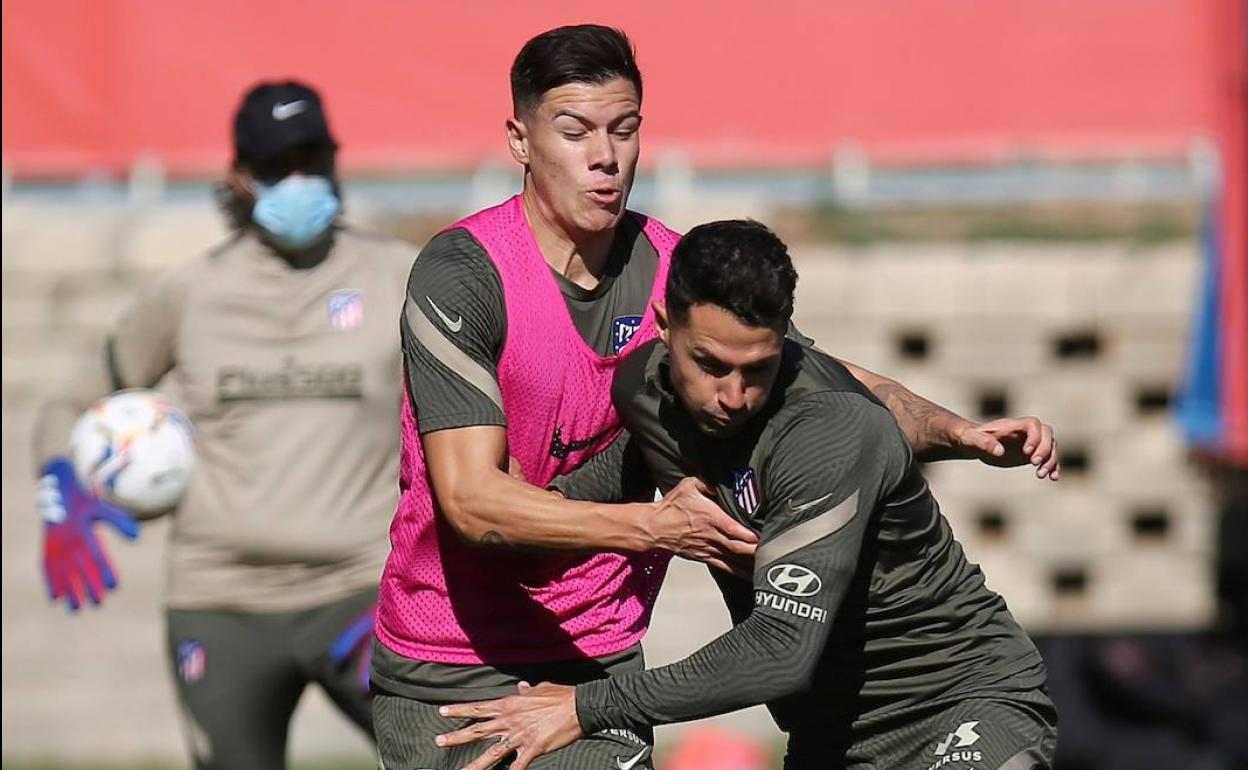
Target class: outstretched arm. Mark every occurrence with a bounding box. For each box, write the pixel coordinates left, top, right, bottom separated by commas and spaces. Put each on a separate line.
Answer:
32, 259, 190, 612
839, 359, 1059, 479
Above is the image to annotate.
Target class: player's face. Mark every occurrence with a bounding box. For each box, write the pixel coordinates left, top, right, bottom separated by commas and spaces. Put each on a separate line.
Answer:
508, 78, 642, 239
660, 303, 785, 439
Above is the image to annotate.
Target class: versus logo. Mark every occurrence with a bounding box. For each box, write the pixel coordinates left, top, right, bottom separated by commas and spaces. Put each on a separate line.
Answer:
767, 563, 822, 597
927, 721, 983, 770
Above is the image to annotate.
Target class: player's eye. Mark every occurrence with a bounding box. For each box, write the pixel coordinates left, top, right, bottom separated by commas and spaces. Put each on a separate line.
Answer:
554, 121, 588, 140
695, 356, 730, 377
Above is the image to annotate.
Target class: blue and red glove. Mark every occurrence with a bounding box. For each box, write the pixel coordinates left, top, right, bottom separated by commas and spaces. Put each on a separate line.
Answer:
330, 603, 377, 692
37, 457, 140, 612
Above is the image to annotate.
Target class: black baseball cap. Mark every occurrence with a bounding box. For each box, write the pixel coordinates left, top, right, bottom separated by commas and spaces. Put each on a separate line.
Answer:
232, 80, 338, 162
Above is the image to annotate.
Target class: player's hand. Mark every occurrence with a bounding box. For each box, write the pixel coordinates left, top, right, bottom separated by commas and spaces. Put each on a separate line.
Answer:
330, 602, 376, 692
653, 477, 757, 578
950, 416, 1060, 480
435, 682, 582, 770
37, 457, 140, 612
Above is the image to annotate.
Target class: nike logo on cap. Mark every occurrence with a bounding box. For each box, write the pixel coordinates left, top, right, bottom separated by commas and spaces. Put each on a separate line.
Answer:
426, 296, 463, 333
272, 100, 308, 121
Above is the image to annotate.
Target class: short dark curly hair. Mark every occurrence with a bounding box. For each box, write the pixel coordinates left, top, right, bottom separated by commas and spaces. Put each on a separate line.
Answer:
666, 220, 798, 331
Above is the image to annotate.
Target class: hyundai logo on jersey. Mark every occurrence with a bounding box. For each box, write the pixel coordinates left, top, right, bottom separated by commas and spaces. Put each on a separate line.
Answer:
767, 564, 823, 597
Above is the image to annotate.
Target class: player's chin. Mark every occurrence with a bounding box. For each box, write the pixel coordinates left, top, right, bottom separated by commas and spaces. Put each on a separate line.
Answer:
697, 417, 744, 439
579, 202, 625, 232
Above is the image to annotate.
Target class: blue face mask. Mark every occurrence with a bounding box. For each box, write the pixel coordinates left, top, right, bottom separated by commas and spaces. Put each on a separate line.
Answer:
252, 175, 341, 250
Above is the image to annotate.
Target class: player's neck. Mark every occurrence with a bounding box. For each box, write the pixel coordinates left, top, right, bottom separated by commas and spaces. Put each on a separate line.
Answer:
255, 227, 335, 270
522, 187, 613, 291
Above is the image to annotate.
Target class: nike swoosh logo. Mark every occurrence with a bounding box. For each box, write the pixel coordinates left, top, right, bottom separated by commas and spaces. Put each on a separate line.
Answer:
788, 492, 835, 515
616, 748, 648, 770
272, 100, 307, 121
426, 296, 463, 333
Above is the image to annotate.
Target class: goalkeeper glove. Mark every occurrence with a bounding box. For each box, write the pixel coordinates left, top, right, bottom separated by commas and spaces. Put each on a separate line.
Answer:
38, 457, 139, 611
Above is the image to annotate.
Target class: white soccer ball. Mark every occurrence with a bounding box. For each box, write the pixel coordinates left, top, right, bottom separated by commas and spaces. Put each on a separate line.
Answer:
69, 389, 197, 518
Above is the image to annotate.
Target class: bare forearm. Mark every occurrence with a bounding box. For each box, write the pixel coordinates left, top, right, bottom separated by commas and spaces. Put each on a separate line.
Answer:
439, 464, 657, 553
837, 359, 965, 459
31, 360, 114, 470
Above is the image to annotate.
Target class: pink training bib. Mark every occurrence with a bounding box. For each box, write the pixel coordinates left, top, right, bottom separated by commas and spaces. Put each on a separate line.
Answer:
377, 195, 679, 664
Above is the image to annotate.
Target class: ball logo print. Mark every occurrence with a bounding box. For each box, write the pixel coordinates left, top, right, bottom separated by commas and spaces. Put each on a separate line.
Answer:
69, 389, 196, 517
767, 564, 822, 597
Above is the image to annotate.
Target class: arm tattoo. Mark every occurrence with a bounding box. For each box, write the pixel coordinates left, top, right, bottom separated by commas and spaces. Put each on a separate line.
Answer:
479, 529, 515, 549
871, 381, 960, 454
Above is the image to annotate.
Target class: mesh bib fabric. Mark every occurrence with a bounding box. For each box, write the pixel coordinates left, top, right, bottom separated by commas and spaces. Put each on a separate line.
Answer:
377, 195, 679, 664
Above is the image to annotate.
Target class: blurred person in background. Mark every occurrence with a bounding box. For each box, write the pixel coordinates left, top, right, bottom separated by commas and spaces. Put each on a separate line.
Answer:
31, 80, 414, 770
435, 219, 1057, 770
373, 24, 1059, 770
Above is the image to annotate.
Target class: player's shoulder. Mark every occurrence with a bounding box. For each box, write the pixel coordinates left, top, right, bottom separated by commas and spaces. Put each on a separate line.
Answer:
770, 366, 900, 458
628, 209, 680, 241
761, 389, 908, 498
612, 338, 665, 412
157, 234, 241, 287
331, 225, 421, 281
785, 345, 875, 397
418, 227, 492, 264
409, 227, 499, 285
335, 225, 420, 256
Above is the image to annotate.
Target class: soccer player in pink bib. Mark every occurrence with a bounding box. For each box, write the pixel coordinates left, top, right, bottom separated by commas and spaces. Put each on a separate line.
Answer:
374, 25, 1059, 770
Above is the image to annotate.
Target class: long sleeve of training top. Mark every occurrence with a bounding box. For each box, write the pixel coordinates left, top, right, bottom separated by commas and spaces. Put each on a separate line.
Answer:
32, 255, 194, 467
574, 394, 904, 732
547, 430, 655, 504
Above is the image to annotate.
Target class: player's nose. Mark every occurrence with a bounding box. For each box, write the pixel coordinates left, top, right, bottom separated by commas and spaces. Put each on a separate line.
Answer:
718, 376, 747, 411
588, 131, 618, 171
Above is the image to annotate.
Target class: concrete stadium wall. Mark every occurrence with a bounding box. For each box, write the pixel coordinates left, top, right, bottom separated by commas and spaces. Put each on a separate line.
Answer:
1, 197, 1210, 763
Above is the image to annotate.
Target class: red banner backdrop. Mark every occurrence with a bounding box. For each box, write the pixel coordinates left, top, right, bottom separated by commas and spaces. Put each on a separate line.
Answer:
0, 0, 1234, 177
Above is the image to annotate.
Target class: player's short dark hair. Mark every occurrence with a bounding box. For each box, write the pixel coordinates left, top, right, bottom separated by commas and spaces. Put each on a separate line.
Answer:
510, 25, 642, 117
666, 220, 798, 331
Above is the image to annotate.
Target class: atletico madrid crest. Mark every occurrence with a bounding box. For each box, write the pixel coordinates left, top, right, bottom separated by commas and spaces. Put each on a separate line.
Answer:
328, 289, 364, 331
733, 467, 759, 514
177, 639, 207, 683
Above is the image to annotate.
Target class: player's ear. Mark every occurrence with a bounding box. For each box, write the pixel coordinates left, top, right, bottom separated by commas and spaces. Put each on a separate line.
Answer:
653, 301, 670, 345
506, 117, 530, 165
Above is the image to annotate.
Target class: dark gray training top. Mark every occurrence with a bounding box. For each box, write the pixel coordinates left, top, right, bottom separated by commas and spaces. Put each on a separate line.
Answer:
399, 216, 659, 435
557, 339, 1047, 738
